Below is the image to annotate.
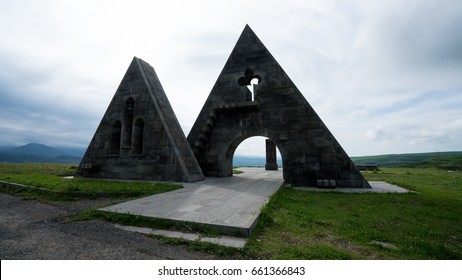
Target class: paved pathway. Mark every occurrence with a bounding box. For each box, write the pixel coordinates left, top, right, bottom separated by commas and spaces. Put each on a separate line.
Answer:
100, 168, 410, 244
99, 168, 284, 237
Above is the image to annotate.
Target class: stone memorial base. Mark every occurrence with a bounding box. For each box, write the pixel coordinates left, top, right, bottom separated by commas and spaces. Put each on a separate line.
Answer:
265, 163, 278, 170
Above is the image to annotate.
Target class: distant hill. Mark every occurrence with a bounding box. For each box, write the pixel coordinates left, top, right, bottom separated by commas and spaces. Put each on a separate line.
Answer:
397, 154, 462, 171
351, 151, 462, 171
233, 155, 282, 167
1, 143, 460, 170
233, 151, 462, 170
235, 151, 462, 170
0, 145, 15, 152
56, 147, 86, 157
8, 143, 65, 157
0, 143, 82, 164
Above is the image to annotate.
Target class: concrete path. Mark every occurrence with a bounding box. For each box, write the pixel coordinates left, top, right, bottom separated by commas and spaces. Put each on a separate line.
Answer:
100, 168, 410, 244
99, 168, 284, 237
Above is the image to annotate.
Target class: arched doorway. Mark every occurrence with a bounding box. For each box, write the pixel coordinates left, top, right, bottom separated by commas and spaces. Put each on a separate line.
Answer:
232, 136, 281, 166
223, 135, 286, 180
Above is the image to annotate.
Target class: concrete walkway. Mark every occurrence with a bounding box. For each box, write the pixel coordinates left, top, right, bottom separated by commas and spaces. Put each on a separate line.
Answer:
99, 168, 284, 237
99, 168, 410, 244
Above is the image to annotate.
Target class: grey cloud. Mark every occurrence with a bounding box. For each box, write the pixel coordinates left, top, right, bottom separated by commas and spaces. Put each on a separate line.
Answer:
364, 1, 462, 70
0, 69, 100, 148
0, 0, 461, 156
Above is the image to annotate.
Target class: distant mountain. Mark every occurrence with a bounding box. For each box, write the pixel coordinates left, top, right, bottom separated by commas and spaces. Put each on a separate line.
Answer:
0, 145, 15, 152
233, 155, 283, 167
0, 143, 82, 164
1, 143, 460, 170
8, 143, 65, 157
55, 147, 87, 157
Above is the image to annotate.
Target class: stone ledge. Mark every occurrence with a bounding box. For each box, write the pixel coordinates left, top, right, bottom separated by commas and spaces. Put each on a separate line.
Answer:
114, 224, 247, 248
293, 181, 412, 193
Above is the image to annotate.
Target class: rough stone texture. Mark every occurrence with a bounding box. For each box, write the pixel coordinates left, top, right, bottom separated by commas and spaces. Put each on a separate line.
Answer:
187, 25, 370, 188
78, 57, 204, 182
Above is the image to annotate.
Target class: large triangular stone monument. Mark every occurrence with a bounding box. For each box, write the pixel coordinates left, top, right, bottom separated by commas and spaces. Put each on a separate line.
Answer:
79, 26, 370, 188
187, 25, 370, 188
78, 57, 204, 182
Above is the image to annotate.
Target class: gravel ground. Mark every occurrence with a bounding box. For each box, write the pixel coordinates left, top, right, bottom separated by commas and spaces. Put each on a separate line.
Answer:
0, 193, 224, 260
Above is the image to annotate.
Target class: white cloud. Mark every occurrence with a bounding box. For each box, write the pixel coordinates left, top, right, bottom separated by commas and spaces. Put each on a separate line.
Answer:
0, 0, 461, 156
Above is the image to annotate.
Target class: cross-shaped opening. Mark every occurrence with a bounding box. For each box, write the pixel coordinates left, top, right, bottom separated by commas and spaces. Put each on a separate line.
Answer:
247, 77, 260, 101
238, 69, 261, 102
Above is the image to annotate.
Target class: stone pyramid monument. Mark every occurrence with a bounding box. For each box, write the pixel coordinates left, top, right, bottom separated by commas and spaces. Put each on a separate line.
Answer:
187, 25, 370, 188
78, 57, 204, 182
79, 26, 369, 188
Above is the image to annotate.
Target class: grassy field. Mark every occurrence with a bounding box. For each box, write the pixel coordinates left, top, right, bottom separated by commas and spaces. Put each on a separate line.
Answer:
0, 163, 181, 198
246, 167, 462, 259
351, 151, 462, 170
401, 155, 462, 171
0, 163, 461, 259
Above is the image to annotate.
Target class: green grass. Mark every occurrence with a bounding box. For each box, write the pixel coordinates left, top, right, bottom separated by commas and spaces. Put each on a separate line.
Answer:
232, 168, 244, 174
1, 163, 461, 259
0, 163, 182, 199
246, 167, 462, 259
400, 156, 462, 171
351, 151, 462, 170
149, 234, 243, 257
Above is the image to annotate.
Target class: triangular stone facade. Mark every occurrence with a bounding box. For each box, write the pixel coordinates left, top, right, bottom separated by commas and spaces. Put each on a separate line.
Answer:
78, 57, 204, 182
187, 25, 370, 188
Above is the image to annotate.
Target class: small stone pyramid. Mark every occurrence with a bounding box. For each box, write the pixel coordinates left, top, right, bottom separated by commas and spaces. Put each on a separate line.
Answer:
78, 57, 204, 182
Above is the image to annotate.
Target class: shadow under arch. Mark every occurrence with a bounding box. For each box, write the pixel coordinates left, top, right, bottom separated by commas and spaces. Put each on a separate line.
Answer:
220, 130, 287, 180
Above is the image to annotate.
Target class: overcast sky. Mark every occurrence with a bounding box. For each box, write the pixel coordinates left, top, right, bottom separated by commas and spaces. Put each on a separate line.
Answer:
1, 0, 461, 156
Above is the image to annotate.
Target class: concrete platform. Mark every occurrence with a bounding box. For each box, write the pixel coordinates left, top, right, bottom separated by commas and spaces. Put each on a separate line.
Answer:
99, 168, 410, 241
293, 181, 411, 193
99, 168, 284, 237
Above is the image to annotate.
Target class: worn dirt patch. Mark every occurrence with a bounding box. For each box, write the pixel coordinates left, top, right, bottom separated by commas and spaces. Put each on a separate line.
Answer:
0, 193, 231, 260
